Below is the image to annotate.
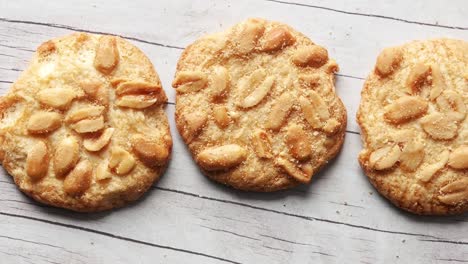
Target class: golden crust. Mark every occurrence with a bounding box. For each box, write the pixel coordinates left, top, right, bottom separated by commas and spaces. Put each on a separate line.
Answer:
0, 33, 172, 212
173, 18, 347, 191
357, 39, 468, 215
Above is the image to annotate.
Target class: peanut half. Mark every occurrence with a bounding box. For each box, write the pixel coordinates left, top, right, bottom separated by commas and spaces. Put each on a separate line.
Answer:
239, 76, 275, 108
132, 135, 169, 166
210, 66, 229, 101
251, 129, 272, 159
406, 63, 431, 94
63, 160, 93, 196
429, 65, 446, 100
417, 150, 449, 183
27, 112, 62, 134
261, 26, 295, 52
420, 113, 459, 140
66, 106, 105, 124
448, 145, 468, 170
109, 147, 136, 175
286, 124, 311, 161
232, 18, 265, 54
173, 71, 208, 94
384, 96, 428, 124
276, 156, 311, 184
83, 128, 114, 152
299, 92, 330, 130
181, 111, 208, 143
94, 36, 119, 74
292, 45, 328, 68
26, 141, 49, 181
36, 88, 75, 110
54, 137, 80, 177
438, 178, 468, 205
70, 116, 105, 134
197, 144, 247, 171
368, 145, 401, 170
436, 90, 466, 121
116, 95, 158, 109
213, 105, 231, 129
265, 92, 294, 131
375, 47, 403, 77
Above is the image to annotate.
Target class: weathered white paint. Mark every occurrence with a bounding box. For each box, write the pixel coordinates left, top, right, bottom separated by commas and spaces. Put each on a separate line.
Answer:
0, 0, 466, 263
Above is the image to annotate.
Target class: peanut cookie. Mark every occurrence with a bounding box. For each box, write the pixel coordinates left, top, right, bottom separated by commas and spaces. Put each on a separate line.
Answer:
358, 39, 468, 215
0, 33, 172, 212
173, 18, 346, 191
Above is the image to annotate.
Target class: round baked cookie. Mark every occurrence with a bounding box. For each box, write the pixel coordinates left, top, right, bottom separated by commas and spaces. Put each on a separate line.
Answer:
358, 39, 468, 215
0, 33, 172, 212
172, 18, 346, 191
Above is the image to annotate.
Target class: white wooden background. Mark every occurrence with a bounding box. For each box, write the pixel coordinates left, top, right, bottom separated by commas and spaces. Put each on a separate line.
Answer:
0, 0, 467, 263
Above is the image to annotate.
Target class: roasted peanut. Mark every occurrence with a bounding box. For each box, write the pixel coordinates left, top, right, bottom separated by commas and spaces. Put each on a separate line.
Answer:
66, 106, 104, 124
276, 156, 310, 184
252, 129, 272, 159
286, 124, 311, 161
292, 46, 328, 68
448, 145, 468, 170
261, 26, 295, 52
70, 116, 105, 134
375, 47, 403, 77
26, 141, 49, 181
54, 137, 80, 177
116, 95, 158, 109
210, 66, 229, 100
417, 150, 449, 183
94, 36, 119, 74
368, 145, 401, 170
63, 160, 92, 196
420, 113, 458, 140
384, 96, 428, 124
197, 144, 246, 171
438, 178, 468, 205
83, 128, 114, 152
239, 76, 274, 108
27, 112, 62, 134
173, 71, 208, 94
429, 65, 446, 100
181, 111, 207, 143
233, 18, 265, 54
115, 81, 161, 96
109, 147, 136, 175
213, 105, 230, 128
37, 88, 75, 109
131, 135, 169, 166
265, 92, 294, 131
406, 63, 431, 94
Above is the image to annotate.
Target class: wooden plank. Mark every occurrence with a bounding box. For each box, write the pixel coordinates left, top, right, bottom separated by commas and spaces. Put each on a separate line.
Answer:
0, 214, 227, 264
265, 0, 468, 30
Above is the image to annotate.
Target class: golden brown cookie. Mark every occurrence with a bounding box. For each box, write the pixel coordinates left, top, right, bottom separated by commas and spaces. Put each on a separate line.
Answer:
0, 33, 172, 212
358, 39, 468, 215
172, 18, 346, 191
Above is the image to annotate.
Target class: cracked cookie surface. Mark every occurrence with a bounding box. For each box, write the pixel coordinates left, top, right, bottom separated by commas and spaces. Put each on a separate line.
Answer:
358, 39, 468, 215
0, 33, 172, 212
173, 18, 346, 191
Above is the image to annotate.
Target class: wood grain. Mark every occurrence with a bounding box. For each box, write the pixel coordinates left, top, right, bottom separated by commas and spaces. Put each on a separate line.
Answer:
0, 0, 466, 263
